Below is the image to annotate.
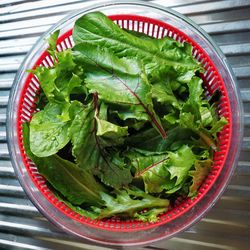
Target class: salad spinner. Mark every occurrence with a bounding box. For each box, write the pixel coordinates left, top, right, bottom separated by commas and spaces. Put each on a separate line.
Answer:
7, 1, 243, 246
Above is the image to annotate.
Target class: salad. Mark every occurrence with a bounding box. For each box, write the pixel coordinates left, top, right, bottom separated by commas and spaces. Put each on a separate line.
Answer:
23, 12, 227, 222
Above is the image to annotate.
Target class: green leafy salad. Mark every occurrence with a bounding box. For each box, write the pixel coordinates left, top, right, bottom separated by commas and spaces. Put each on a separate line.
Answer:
23, 12, 227, 222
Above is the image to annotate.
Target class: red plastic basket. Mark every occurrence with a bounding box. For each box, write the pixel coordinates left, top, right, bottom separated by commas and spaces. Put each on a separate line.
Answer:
17, 15, 231, 232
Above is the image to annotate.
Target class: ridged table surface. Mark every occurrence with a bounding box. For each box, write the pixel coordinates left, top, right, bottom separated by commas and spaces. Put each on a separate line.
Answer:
1, 0, 250, 249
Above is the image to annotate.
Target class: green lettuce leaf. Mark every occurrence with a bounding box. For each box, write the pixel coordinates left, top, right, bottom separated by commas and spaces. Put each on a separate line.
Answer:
94, 187, 169, 220
47, 30, 59, 58
56, 49, 76, 73
130, 153, 169, 193
152, 81, 180, 109
31, 49, 85, 103
178, 76, 228, 149
188, 76, 204, 103
182, 76, 203, 122
31, 67, 57, 102
167, 145, 196, 185
29, 102, 71, 157
55, 194, 100, 220
96, 118, 128, 147
200, 106, 214, 127
134, 208, 167, 223
128, 146, 195, 193
210, 116, 228, 136
189, 160, 212, 197
53, 50, 84, 102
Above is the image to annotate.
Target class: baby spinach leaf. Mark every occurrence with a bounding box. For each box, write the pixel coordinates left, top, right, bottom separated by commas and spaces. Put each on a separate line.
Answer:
68, 100, 97, 170
29, 102, 71, 157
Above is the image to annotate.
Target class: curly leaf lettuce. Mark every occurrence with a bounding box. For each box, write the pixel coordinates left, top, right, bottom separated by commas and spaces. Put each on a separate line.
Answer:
94, 187, 169, 220
189, 160, 212, 197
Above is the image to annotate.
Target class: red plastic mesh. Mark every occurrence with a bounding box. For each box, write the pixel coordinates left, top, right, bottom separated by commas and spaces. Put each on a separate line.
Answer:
17, 15, 232, 232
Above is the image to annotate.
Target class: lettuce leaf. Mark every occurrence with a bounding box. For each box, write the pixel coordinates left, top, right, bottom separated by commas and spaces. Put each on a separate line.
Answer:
130, 153, 169, 193
189, 160, 212, 197
31, 49, 85, 103
94, 187, 169, 220
128, 145, 195, 193
167, 145, 196, 185
29, 102, 71, 157
47, 30, 59, 58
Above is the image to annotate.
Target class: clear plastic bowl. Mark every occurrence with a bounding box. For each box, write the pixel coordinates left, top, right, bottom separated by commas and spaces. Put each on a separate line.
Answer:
7, 1, 243, 246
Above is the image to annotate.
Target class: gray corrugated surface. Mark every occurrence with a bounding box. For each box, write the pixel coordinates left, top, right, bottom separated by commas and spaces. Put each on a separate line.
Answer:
1, 0, 250, 249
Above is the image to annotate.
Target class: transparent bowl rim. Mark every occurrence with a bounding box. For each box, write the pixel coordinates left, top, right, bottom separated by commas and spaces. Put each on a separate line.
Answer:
7, 0, 244, 246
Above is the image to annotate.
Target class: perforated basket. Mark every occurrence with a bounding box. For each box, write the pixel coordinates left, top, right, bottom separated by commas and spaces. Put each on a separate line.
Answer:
7, 1, 243, 246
